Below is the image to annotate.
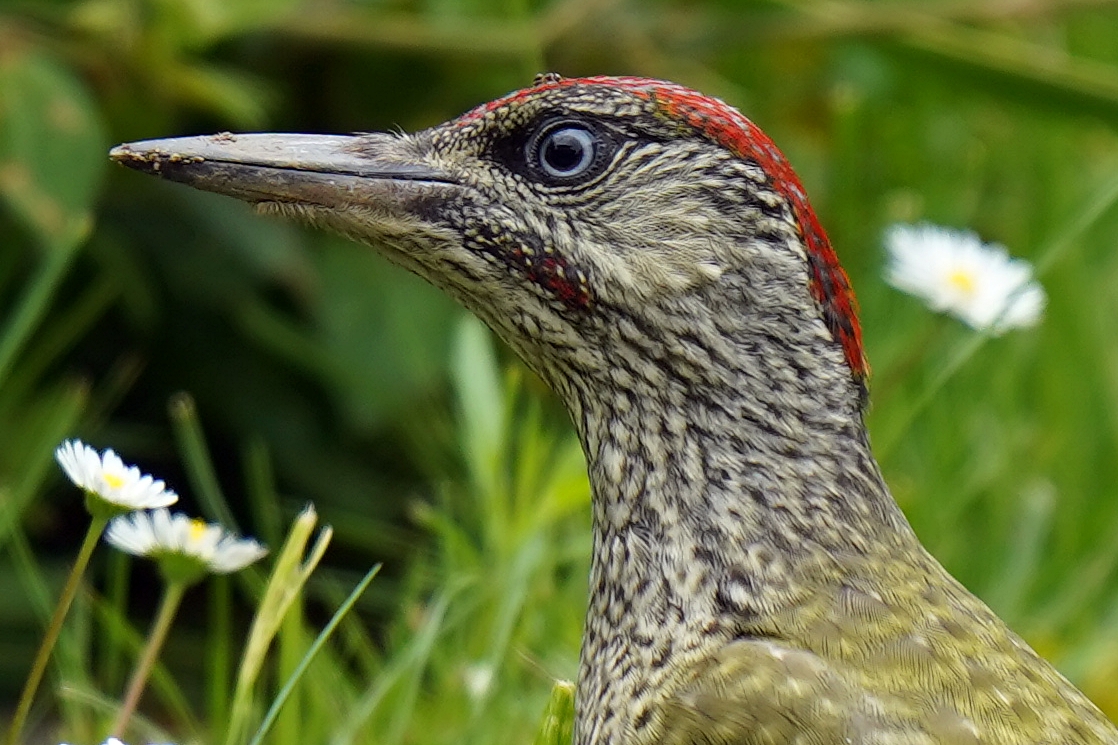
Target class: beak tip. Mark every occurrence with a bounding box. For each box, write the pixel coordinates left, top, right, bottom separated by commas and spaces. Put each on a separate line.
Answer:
109, 141, 207, 176
108, 143, 137, 164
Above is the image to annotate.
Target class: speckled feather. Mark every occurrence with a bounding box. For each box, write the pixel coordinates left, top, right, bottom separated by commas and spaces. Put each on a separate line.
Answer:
115, 75, 1118, 745
456, 75, 868, 382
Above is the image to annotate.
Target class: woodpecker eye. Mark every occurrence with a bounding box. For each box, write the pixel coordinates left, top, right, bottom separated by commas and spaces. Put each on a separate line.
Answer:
527, 122, 604, 182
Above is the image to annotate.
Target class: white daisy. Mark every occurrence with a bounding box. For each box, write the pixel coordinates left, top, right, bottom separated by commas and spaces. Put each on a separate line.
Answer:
106, 508, 267, 582
55, 440, 178, 517
884, 223, 1046, 334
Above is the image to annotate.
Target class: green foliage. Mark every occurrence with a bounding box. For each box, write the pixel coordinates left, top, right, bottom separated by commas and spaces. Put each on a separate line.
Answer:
2, 0, 1118, 742
532, 680, 575, 745
0, 49, 104, 252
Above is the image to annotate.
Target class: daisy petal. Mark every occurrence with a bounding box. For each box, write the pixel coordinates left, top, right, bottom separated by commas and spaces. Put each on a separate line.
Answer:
884, 223, 1046, 334
54, 440, 179, 515
106, 509, 267, 582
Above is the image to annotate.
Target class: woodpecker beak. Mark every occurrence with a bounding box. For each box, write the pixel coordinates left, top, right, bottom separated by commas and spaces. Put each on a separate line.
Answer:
109, 133, 454, 207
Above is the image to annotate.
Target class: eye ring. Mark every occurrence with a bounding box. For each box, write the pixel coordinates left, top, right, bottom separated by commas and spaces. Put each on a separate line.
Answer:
530, 122, 600, 181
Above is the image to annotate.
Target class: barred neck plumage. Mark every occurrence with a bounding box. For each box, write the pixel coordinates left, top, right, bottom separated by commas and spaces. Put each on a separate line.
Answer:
551, 254, 917, 745
572, 339, 906, 557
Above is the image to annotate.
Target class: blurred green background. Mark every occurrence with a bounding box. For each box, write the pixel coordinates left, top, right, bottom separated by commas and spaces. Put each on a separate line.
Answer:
3, 0, 1118, 743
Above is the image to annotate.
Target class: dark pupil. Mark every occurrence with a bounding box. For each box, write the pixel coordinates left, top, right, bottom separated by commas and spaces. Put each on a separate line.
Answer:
543, 130, 588, 172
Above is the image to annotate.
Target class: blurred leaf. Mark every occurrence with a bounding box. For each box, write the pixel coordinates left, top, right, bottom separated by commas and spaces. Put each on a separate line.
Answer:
894, 20, 1118, 123
316, 240, 459, 430
766, 0, 1118, 121
0, 240, 84, 392
451, 315, 506, 496
985, 479, 1057, 622
226, 505, 333, 745
165, 62, 274, 129
185, 0, 302, 40
0, 47, 105, 252
246, 562, 379, 745
275, 9, 538, 57
0, 379, 87, 547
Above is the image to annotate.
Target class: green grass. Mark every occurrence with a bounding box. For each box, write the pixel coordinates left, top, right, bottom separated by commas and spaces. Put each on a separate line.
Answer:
2, 0, 1118, 742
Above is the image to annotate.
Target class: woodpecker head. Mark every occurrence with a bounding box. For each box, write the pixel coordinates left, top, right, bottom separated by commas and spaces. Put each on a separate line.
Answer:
112, 75, 866, 413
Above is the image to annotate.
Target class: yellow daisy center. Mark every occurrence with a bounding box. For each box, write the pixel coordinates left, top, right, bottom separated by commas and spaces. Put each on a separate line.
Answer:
947, 268, 977, 296
104, 473, 124, 489
189, 519, 208, 541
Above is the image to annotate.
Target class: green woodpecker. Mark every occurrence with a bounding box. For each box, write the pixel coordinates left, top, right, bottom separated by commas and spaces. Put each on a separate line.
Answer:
112, 74, 1118, 745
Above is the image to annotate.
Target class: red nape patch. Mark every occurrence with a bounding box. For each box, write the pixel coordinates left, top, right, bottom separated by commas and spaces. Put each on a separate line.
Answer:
457, 75, 868, 381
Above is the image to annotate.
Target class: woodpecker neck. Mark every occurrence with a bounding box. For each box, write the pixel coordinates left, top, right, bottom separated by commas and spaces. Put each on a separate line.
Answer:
567, 306, 911, 587
554, 267, 915, 745
561, 258, 906, 547
575, 374, 902, 556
